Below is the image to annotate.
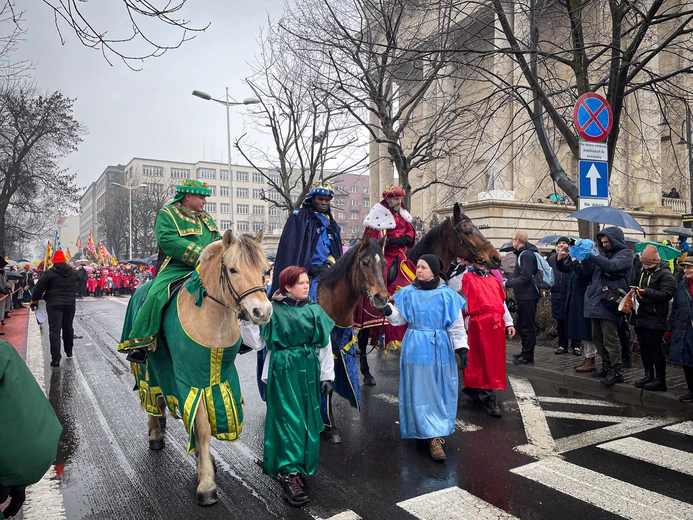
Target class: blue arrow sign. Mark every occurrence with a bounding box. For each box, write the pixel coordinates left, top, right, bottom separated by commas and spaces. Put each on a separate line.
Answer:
579, 160, 608, 198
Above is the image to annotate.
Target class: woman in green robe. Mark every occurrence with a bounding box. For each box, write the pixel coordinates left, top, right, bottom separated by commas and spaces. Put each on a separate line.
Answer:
240, 266, 334, 508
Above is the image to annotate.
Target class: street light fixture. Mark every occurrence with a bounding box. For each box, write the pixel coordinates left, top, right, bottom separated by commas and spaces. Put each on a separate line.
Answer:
112, 182, 148, 259
192, 88, 260, 230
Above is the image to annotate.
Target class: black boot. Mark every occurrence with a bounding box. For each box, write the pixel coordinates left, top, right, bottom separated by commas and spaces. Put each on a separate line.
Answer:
592, 365, 610, 378
634, 370, 653, 389
601, 365, 624, 387
643, 378, 667, 392
484, 393, 502, 417
279, 473, 308, 507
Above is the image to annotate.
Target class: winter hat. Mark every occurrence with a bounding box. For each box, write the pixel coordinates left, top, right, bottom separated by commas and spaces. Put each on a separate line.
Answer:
419, 254, 444, 278
52, 250, 67, 263
556, 236, 570, 246
640, 245, 660, 263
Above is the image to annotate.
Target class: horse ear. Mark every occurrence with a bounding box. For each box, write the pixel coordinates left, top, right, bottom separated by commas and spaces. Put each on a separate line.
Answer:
254, 230, 264, 243
222, 229, 235, 249
454, 203, 463, 219
360, 233, 371, 249
378, 235, 386, 250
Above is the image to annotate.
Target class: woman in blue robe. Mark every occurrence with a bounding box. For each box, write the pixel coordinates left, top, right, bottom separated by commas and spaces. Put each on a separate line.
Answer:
382, 254, 468, 462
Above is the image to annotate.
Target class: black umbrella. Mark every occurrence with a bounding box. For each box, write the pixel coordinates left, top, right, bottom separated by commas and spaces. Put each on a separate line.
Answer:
499, 241, 514, 253
126, 258, 148, 266
5, 271, 25, 281
662, 226, 693, 238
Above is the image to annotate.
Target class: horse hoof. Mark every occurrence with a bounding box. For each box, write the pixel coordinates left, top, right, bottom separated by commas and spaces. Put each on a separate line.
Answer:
323, 430, 342, 444
363, 375, 376, 386
196, 489, 218, 507
149, 438, 165, 451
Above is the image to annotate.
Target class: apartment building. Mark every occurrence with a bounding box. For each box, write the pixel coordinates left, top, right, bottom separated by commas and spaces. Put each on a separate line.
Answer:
79, 165, 124, 246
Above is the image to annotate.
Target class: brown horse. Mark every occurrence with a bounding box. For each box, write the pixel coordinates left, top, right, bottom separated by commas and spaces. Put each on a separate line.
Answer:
358, 202, 500, 384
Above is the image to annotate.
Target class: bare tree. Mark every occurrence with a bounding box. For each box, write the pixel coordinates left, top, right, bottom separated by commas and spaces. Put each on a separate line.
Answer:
236, 21, 367, 213
98, 189, 129, 259
0, 84, 85, 254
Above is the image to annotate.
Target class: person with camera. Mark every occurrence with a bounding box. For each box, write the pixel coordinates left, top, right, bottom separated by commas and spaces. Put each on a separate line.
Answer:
581, 227, 634, 386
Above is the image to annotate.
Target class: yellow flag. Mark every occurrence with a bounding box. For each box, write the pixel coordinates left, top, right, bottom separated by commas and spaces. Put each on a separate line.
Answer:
66, 248, 72, 263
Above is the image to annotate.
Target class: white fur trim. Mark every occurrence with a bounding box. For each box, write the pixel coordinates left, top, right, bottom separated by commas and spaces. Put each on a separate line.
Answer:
399, 206, 413, 223
363, 202, 413, 230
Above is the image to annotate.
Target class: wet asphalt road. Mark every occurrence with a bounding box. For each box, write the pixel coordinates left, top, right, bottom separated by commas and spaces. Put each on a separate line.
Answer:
25, 296, 693, 520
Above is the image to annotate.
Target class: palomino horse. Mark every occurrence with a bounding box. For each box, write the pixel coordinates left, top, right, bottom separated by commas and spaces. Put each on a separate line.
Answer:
315, 233, 389, 442
131, 230, 272, 506
358, 202, 500, 384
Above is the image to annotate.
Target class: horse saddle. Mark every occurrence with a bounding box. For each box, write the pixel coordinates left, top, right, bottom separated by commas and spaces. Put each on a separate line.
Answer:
387, 259, 399, 287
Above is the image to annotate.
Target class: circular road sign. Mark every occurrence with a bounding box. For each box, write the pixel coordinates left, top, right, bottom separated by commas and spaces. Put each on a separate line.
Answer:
573, 92, 613, 142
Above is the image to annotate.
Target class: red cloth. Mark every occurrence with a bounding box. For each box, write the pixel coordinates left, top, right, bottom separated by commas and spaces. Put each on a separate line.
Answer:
112, 274, 121, 288
86, 279, 97, 293
461, 271, 507, 390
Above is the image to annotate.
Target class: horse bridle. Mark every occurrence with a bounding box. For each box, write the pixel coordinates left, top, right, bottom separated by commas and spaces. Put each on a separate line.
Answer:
448, 215, 492, 261
205, 254, 266, 320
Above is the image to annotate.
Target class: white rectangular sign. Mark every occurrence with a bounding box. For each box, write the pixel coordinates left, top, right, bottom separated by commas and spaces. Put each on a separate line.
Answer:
579, 197, 608, 210
580, 141, 608, 162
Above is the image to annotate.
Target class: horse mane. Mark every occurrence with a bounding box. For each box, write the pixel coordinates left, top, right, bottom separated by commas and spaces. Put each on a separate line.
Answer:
319, 244, 361, 289
407, 218, 448, 261
198, 234, 266, 273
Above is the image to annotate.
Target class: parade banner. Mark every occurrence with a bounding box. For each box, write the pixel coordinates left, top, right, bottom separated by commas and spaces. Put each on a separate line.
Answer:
43, 240, 53, 269
76, 236, 82, 250
66, 248, 72, 263
87, 230, 98, 261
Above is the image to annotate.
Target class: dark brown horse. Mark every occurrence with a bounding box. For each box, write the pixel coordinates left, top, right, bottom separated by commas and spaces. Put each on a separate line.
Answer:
358, 202, 500, 384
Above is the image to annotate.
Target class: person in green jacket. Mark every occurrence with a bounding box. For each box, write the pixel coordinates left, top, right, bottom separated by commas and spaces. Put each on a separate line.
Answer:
240, 266, 335, 508
119, 179, 220, 362
0, 340, 62, 518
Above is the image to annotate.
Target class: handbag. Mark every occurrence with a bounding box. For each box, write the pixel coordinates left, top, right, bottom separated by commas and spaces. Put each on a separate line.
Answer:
601, 286, 628, 314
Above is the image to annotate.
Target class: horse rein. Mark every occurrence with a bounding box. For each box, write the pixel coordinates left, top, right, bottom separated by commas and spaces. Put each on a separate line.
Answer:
448, 215, 492, 261
203, 255, 266, 320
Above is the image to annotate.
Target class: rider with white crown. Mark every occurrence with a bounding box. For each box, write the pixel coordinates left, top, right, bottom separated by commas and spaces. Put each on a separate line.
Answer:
119, 179, 220, 362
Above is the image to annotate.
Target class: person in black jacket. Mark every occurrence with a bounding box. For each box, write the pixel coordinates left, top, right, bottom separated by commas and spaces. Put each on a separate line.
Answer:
631, 245, 676, 391
504, 231, 541, 365
548, 237, 581, 355
30, 250, 80, 367
76, 266, 88, 298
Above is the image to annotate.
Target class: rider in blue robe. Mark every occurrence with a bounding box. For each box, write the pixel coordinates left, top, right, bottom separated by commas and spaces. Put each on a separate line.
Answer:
383, 254, 468, 461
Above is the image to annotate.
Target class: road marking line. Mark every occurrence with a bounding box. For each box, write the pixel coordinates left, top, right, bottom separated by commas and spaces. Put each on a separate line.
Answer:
397, 486, 517, 519
553, 417, 672, 455
310, 511, 362, 520
544, 411, 634, 422
508, 375, 556, 458
598, 437, 693, 476
664, 421, 693, 437
537, 396, 618, 407
23, 311, 66, 520
373, 393, 481, 432
511, 458, 693, 519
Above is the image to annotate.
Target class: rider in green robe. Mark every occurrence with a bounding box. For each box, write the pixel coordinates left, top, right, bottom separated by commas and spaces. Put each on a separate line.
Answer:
119, 179, 220, 355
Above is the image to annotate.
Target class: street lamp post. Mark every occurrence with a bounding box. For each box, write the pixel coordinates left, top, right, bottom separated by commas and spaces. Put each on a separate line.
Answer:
192, 89, 260, 230
112, 182, 148, 259
682, 107, 693, 213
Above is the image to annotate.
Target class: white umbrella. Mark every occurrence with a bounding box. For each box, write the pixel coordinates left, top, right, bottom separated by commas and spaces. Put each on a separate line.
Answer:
74, 258, 91, 266
4, 260, 17, 267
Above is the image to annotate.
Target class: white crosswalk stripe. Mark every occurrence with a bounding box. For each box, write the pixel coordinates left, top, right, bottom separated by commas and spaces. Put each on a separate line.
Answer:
665, 421, 693, 437
598, 437, 693, 476
511, 458, 693, 520
397, 486, 517, 519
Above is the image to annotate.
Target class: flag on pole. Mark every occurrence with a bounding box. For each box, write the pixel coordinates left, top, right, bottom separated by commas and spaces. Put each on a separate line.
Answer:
66, 248, 72, 263
76, 236, 82, 249
55, 230, 61, 252
42, 241, 53, 269
87, 230, 97, 261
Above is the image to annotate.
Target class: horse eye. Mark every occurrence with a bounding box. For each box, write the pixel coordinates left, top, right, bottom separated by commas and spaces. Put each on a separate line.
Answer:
229, 267, 238, 274
464, 230, 473, 236
361, 260, 369, 266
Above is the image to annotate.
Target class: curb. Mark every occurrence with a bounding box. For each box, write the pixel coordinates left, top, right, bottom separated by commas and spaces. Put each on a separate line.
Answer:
506, 362, 693, 413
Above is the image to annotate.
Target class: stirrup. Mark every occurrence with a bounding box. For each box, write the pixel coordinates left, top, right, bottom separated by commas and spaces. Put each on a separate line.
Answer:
126, 348, 149, 364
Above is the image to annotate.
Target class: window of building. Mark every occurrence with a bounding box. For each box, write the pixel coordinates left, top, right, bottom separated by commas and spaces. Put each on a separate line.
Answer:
337, 211, 345, 220
253, 205, 265, 215
268, 191, 282, 201
237, 221, 249, 232
145, 183, 163, 194
236, 171, 248, 182
252, 172, 263, 183
220, 220, 232, 230
143, 165, 163, 177
363, 186, 370, 194
236, 188, 248, 198
350, 211, 360, 220
208, 185, 216, 196
269, 174, 281, 185
197, 168, 216, 179
253, 221, 264, 233
269, 206, 278, 216
350, 199, 359, 206
350, 226, 360, 234
291, 194, 298, 203
220, 203, 230, 214
220, 169, 229, 180
204, 202, 217, 213
171, 168, 190, 179
237, 204, 249, 215
363, 198, 370, 207
336, 184, 346, 193
334, 197, 345, 206
350, 185, 359, 193
220, 186, 229, 197
253, 189, 263, 199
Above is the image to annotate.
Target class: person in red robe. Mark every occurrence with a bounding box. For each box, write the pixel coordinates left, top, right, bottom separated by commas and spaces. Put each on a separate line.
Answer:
354, 185, 416, 352
449, 257, 515, 417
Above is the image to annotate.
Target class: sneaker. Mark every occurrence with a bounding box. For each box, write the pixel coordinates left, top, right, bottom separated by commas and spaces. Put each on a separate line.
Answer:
484, 395, 502, 418
512, 353, 523, 360
428, 437, 446, 461
50, 359, 60, 367
678, 391, 693, 403
513, 356, 534, 365
279, 473, 309, 507
591, 366, 609, 378
554, 346, 568, 355
575, 358, 597, 373
634, 372, 653, 389
572, 347, 582, 356
601, 369, 624, 386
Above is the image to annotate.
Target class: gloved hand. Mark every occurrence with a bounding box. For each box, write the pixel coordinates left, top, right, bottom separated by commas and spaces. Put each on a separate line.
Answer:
321, 380, 333, 396
30, 302, 38, 311
456, 348, 469, 370
387, 236, 411, 247
0, 485, 26, 518
382, 303, 393, 317
664, 330, 672, 342
308, 264, 329, 279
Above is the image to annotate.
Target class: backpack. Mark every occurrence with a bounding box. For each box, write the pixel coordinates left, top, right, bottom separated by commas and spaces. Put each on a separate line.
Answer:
518, 250, 554, 291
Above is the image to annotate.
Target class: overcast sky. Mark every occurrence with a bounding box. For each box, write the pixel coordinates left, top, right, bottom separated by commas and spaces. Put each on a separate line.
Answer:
15, 0, 285, 191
